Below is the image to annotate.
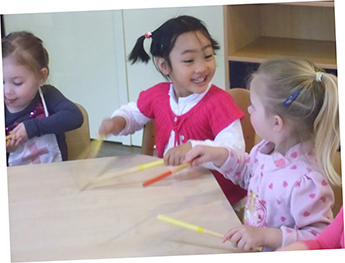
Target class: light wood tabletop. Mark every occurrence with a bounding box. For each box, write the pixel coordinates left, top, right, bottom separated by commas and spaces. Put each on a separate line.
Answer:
7, 155, 242, 262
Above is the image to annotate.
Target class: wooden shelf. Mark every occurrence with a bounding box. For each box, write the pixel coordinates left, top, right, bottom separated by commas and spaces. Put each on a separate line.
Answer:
278, 1, 334, 7
224, 2, 336, 87
228, 36, 337, 69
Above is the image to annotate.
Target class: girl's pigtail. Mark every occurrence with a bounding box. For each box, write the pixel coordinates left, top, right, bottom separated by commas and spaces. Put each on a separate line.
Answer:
128, 35, 151, 64
314, 73, 341, 186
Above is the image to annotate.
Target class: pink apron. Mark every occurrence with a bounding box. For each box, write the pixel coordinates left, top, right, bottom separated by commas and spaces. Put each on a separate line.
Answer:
8, 87, 62, 166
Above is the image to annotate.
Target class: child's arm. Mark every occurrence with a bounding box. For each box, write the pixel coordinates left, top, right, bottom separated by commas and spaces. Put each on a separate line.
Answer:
280, 173, 334, 247
165, 120, 246, 167
279, 206, 344, 251
23, 86, 83, 138
303, 206, 344, 249
99, 102, 151, 138
188, 120, 245, 170
185, 144, 251, 189
190, 119, 245, 153
184, 145, 229, 167
99, 116, 126, 137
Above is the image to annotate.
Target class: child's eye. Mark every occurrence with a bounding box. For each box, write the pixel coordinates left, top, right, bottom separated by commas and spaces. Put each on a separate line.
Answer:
14, 82, 22, 86
205, 54, 213, 59
183, 59, 194, 63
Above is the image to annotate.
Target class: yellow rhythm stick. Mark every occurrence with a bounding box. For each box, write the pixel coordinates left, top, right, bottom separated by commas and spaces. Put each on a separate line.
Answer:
157, 214, 263, 251
158, 214, 223, 238
88, 136, 104, 159
6, 134, 13, 142
84, 159, 164, 189
79, 136, 104, 189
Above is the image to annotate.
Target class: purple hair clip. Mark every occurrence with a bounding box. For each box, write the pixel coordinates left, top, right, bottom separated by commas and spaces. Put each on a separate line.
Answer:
282, 91, 300, 107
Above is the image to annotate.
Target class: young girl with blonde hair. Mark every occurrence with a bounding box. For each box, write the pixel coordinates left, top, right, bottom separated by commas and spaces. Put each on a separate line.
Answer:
3, 31, 83, 165
185, 58, 340, 251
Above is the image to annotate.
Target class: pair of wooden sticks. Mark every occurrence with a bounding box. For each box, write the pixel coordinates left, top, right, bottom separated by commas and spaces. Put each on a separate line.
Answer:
83, 136, 189, 189
83, 157, 190, 189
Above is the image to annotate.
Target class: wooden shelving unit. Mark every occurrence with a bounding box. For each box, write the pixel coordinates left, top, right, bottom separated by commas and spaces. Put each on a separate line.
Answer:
224, 1, 336, 88
278, 1, 334, 7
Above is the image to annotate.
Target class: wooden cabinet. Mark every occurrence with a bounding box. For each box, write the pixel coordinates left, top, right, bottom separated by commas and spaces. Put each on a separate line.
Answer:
224, 1, 336, 88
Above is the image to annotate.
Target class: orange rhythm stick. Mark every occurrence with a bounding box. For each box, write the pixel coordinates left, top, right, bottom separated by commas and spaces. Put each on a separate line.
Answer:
142, 162, 190, 187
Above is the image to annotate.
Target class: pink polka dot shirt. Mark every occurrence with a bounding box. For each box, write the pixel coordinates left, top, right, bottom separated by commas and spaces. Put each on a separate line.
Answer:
216, 140, 335, 248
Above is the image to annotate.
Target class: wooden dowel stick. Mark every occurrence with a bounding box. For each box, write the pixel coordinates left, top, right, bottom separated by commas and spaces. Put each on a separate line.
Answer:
83, 159, 164, 189
88, 136, 104, 159
143, 163, 190, 187
157, 214, 263, 251
6, 134, 13, 142
158, 214, 223, 238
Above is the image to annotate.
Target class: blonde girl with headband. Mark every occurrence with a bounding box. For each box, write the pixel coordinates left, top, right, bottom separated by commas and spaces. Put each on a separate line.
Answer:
99, 15, 247, 207
184, 58, 340, 251
3, 31, 84, 165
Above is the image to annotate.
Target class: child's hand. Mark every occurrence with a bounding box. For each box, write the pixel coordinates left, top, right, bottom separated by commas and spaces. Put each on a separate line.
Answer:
184, 145, 229, 167
164, 142, 192, 166
11, 123, 29, 141
6, 123, 27, 152
222, 225, 282, 251
6, 135, 23, 152
98, 116, 126, 138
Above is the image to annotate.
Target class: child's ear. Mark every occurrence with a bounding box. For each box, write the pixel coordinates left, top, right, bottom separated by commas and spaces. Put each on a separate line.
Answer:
273, 115, 284, 132
156, 57, 170, 76
38, 68, 49, 85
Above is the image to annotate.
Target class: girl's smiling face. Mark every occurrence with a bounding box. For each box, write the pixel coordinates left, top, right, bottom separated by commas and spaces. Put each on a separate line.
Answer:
157, 31, 216, 98
3, 56, 46, 113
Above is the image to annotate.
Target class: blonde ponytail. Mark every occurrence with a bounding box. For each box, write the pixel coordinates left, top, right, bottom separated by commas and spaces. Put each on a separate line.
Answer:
314, 73, 341, 186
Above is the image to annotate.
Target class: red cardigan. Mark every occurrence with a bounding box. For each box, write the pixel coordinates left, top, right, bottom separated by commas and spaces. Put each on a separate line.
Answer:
137, 82, 244, 157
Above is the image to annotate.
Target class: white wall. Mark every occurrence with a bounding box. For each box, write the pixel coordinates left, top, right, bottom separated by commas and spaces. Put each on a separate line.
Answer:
4, 10, 131, 145
3, 5, 225, 146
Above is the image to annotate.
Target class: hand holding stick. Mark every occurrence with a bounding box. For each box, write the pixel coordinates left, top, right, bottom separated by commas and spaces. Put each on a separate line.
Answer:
157, 214, 263, 251
6, 134, 13, 142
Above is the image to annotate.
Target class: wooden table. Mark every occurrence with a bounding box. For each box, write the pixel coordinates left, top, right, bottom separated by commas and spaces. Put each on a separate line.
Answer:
7, 155, 242, 262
